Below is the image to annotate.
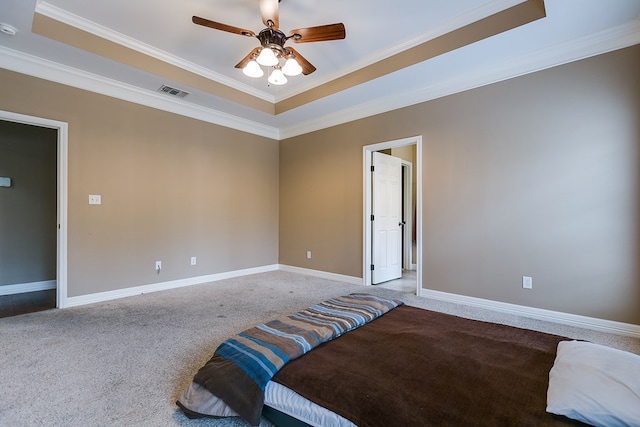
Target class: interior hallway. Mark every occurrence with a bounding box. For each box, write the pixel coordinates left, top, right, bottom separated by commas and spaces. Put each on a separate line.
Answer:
0, 290, 56, 318
376, 270, 418, 294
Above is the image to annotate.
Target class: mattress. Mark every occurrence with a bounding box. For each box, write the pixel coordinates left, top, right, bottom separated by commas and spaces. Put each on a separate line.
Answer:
177, 293, 402, 425
178, 297, 640, 426
178, 379, 354, 426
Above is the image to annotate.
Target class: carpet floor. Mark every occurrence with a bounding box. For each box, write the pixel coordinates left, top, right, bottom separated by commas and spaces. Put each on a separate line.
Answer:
1, 270, 638, 426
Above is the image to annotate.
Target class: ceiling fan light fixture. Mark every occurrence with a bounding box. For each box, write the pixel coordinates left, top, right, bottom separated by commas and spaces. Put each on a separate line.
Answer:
256, 47, 279, 66
192, 3, 346, 85
282, 57, 302, 76
243, 60, 264, 78
268, 67, 287, 85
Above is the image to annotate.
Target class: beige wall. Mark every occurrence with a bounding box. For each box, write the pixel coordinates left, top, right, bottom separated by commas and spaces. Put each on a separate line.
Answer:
0, 121, 57, 286
1, 45, 638, 324
0, 70, 279, 298
280, 45, 640, 324
280, 128, 365, 275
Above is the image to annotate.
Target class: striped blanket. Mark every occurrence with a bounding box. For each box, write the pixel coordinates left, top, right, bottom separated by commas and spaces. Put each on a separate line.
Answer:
189, 293, 403, 425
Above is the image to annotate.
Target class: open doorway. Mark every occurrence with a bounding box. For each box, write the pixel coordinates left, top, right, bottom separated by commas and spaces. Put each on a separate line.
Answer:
363, 136, 422, 295
0, 110, 68, 312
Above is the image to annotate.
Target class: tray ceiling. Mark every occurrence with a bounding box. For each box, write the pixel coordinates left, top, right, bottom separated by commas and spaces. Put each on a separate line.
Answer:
0, 0, 639, 138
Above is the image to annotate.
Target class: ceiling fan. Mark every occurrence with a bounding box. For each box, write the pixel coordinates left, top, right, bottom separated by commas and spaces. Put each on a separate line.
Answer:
192, 0, 346, 85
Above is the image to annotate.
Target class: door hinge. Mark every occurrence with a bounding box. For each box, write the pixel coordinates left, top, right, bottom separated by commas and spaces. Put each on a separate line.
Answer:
370, 214, 374, 221
370, 264, 375, 271
370, 165, 375, 172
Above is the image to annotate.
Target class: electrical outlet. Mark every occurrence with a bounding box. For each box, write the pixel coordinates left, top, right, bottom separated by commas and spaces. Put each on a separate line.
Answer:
190, 256, 197, 266
88, 194, 101, 205
155, 261, 162, 274
522, 276, 532, 289
306, 251, 312, 259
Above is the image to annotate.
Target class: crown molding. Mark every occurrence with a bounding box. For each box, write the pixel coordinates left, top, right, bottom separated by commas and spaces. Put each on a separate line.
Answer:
1, 18, 637, 140
35, 1, 275, 103
278, 18, 640, 139
272, 0, 527, 102
0, 46, 279, 139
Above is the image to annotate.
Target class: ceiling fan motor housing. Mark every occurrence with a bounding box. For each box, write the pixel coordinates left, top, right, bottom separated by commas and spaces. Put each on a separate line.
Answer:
257, 27, 289, 56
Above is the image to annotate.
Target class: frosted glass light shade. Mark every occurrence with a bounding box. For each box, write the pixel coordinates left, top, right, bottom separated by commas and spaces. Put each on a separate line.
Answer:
256, 48, 279, 66
243, 60, 264, 78
268, 68, 287, 85
282, 57, 302, 76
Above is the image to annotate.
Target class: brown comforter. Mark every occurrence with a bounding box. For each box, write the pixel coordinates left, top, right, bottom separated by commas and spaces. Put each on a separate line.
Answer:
272, 305, 586, 426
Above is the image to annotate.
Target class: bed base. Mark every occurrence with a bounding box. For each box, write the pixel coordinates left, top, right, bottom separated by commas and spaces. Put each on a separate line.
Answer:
262, 405, 312, 427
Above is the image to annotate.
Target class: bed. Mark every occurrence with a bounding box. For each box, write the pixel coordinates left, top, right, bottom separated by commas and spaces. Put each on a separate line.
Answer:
177, 294, 640, 427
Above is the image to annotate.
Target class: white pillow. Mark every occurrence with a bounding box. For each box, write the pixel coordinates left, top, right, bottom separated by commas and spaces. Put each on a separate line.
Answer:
547, 340, 640, 427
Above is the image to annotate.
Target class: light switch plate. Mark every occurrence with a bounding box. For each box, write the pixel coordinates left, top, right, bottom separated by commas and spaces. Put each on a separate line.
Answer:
88, 194, 101, 205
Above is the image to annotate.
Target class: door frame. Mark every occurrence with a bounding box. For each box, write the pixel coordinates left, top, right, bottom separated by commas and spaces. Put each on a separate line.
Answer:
363, 135, 422, 295
0, 110, 68, 308
401, 160, 413, 271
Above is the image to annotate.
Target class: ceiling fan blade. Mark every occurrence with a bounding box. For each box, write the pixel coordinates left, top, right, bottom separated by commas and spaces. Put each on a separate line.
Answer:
234, 47, 262, 69
287, 47, 316, 75
259, 0, 279, 29
192, 16, 255, 37
289, 23, 345, 43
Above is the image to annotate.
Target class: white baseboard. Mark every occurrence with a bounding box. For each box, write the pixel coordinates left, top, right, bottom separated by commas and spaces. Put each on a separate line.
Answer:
63, 264, 360, 308
59, 265, 639, 339
63, 264, 279, 308
420, 288, 640, 339
278, 265, 363, 286
0, 280, 56, 296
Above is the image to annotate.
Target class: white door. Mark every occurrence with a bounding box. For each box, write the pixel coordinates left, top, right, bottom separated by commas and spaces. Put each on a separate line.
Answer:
372, 152, 403, 284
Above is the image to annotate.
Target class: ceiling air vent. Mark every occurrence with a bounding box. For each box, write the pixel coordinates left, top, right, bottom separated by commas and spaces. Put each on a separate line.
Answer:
157, 84, 190, 98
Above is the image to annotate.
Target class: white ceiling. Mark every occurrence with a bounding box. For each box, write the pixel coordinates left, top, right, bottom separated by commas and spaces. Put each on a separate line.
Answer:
0, 0, 639, 139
